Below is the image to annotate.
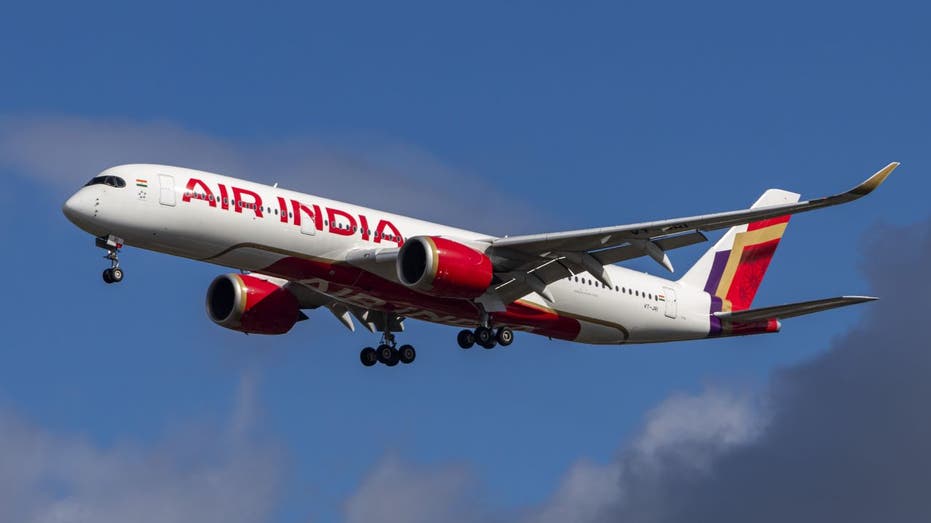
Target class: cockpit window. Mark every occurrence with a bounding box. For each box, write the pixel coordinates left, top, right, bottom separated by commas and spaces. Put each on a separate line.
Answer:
84, 175, 127, 188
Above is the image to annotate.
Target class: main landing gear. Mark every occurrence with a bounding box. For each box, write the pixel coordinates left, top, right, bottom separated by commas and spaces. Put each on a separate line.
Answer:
360, 331, 416, 368
457, 309, 515, 350
457, 326, 514, 350
96, 235, 124, 284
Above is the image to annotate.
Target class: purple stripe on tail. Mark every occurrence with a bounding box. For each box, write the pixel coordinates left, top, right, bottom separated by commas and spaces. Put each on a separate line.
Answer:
708, 295, 724, 336
704, 250, 731, 294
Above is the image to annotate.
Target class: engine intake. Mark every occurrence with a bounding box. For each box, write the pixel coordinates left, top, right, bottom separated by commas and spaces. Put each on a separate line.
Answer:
206, 274, 303, 334
397, 236, 493, 298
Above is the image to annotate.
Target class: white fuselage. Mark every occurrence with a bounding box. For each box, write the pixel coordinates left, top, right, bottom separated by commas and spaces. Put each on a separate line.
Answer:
64, 164, 720, 344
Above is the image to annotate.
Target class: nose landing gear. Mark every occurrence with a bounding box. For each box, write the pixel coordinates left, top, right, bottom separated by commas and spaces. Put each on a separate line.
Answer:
96, 235, 124, 284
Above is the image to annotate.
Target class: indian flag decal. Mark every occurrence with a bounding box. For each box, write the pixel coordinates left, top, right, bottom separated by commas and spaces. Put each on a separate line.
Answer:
136, 178, 148, 187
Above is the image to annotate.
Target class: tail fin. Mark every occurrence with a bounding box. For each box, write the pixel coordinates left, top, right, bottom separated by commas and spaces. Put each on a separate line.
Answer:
679, 189, 800, 312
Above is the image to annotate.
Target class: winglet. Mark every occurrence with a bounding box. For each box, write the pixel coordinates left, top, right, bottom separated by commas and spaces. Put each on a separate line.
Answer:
849, 162, 899, 196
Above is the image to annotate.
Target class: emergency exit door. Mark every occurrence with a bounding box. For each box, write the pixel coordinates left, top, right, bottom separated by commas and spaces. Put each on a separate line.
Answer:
663, 286, 677, 319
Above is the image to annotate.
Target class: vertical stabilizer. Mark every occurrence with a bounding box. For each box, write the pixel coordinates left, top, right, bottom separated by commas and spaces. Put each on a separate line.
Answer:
679, 189, 800, 312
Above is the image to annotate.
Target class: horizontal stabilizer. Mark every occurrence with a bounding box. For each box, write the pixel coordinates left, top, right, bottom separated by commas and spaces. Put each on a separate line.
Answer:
713, 295, 877, 323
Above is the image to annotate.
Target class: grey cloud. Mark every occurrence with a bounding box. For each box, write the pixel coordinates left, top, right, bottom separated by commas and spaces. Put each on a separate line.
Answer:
0, 115, 543, 234
560, 217, 931, 523
0, 374, 283, 523
633, 218, 931, 523
529, 387, 765, 523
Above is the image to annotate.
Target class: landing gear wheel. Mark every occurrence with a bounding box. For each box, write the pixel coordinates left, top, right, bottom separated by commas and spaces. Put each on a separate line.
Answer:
475, 327, 496, 349
102, 268, 113, 284
399, 344, 416, 364
360, 347, 377, 367
496, 327, 514, 346
384, 349, 400, 367
377, 344, 394, 364
457, 329, 476, 349
475, 327, 493, 345
109, 267, 123, 283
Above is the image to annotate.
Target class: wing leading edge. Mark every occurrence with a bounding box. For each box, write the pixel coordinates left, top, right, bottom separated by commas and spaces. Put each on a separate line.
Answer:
491, 162, 898, 255
483, 163, 898, 306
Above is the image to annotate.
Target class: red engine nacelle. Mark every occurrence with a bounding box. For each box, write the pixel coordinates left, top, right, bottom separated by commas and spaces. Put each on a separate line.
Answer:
205, 274, 303, 334
397, 236, 493, 298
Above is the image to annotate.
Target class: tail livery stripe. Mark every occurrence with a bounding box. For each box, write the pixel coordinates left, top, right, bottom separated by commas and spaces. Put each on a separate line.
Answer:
704, 216, 790, 312
747, 214, 790, 231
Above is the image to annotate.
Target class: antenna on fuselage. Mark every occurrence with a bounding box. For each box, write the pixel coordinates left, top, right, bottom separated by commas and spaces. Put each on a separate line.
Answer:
273, 182, 279, 188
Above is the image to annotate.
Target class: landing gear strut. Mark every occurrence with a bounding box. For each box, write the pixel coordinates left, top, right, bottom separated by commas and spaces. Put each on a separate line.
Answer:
97, 235, 124, 284
360, 331, 416, 367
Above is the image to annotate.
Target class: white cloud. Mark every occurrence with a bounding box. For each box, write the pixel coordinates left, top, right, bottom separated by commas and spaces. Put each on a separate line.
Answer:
344, 453, 484, 523
630, 387, 764, 471
529, 458, 623, 523
0, 374, 283, 523
0, 115, 544, 234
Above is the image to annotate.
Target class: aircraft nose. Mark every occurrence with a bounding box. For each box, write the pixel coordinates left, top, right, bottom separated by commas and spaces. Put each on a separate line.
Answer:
62, 190, 92, 224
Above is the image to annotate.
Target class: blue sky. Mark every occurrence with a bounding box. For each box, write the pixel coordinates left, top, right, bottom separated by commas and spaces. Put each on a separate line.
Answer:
1, 2, 929, 522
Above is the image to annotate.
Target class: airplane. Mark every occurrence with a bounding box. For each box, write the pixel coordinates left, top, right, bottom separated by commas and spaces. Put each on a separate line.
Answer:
62, 161, 898, 367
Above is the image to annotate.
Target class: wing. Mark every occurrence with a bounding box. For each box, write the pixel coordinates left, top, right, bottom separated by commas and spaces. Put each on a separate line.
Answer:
284, 280, 405, 333
484, 163, 898, 306
714, 296, 877, 323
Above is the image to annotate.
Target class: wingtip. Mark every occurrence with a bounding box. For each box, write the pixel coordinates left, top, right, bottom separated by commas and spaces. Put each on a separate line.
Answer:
842, 295, 879, 302
850, 162, 899, 196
